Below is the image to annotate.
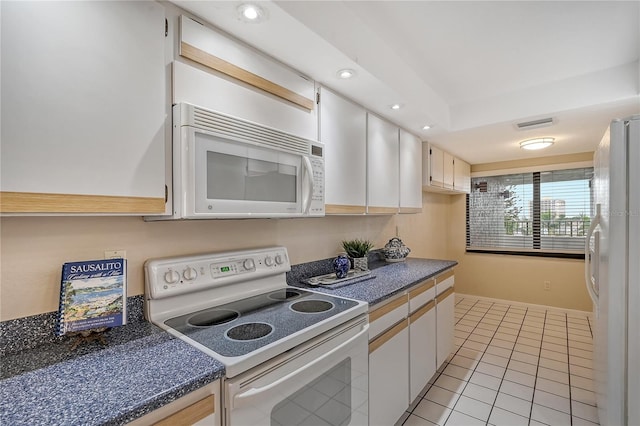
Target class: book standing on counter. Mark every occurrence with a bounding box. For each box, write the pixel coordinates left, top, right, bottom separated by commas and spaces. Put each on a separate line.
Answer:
57, 258, 127, 336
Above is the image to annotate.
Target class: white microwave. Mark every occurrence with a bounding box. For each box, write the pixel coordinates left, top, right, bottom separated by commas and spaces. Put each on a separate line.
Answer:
156, 103, 324, 219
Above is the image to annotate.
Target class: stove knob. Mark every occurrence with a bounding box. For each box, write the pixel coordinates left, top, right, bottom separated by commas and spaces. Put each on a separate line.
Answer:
265, 256, 274, 267
183, 267, 197, 281
164, 269, 180, 284
275, 254, 284, 265
243, 259, 255, 270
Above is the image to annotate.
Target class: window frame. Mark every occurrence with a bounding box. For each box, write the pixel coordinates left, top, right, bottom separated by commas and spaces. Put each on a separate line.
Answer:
465, 167, 593, 260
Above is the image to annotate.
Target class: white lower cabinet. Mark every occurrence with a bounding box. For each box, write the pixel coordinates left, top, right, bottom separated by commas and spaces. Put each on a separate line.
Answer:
408, 278, 437, 402
369, 320, 410, 426
435, 271, 456, 368
368, 296, 409, 426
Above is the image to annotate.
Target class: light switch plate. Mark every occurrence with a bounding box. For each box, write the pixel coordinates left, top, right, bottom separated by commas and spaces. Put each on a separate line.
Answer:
105, 250, 126, 259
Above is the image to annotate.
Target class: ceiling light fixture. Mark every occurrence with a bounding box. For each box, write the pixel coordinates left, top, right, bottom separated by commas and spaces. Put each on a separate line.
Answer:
520, 137, 555, 150
337, 69, 355, 79
422, 125, 431, 130
237, 3, 266, 22
390, 104, 402, 110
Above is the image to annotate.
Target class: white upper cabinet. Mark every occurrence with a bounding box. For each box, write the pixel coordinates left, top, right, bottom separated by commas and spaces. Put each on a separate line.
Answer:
454, 158, 471, 193
443, 151, 455, 189
318, 88, 367, 214
399, 129, 423, 212
1, 1, 166, 214
367, 114, 399, 213
423, 143, 471, 194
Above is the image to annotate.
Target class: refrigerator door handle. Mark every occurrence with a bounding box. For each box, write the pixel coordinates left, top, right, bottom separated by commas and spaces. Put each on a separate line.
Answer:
585, 203, 601, 309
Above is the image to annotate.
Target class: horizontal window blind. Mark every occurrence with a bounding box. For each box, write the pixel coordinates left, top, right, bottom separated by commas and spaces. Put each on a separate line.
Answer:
467, 167, 593, 254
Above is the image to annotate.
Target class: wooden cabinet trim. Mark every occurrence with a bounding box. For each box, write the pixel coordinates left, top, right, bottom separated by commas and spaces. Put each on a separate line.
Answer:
408, 279, 435, 300
0, 191, 165, 214
325, 204, 366, 214
153, 394, 214, 426
369, 319, 408, 354
435, 269, 455, 283
181, 42, 314, 111
436, 286, 455, 302
367, 206, 399, 214
369, 295, 408, 323
399, 207, 422, 214
409, 300, 435, 324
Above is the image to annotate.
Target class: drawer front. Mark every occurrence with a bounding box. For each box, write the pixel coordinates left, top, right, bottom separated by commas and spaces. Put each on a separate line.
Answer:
369, 295, 408, 340
408, 279, 435, 313
435, 269, 455, 294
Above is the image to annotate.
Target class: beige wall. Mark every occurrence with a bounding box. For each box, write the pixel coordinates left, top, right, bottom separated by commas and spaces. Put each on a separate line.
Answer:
0, 192, 451, 321
451, 153, 594, 311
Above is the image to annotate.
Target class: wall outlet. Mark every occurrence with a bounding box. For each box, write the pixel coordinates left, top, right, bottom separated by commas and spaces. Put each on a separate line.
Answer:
544, 280, 551, 291
105, 250, 126, 259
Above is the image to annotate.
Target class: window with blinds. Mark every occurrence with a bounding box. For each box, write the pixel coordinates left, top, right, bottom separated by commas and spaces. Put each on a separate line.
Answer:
466, 167, 593, 256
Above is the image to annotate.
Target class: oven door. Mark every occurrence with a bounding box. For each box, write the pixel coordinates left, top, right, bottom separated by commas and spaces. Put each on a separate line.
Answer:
225, 317, 368, 426
183, 128, 315, 218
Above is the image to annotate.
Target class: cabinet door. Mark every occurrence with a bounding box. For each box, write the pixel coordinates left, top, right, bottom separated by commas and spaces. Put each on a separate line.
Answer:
409, 300, 437, 401
428, 145, 445, 188
369, 320, 409, 426
318, 87, 367, 214
454, 158, 471, 193
443, 151, 455, 189
399, 129, 423, 213
1, 1, 166, 214
436, 287, 456, 368
367, 114, 399, 214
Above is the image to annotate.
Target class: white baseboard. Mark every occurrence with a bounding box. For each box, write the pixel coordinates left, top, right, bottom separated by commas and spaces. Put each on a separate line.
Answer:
455, 292, 593, 318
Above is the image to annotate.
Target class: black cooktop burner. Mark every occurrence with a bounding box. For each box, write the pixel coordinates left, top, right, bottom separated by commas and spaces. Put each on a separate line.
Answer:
163, 288, 359, 357
188, 309, 239, 327
226, 322, 273, 341
267, 289, 302, 301
290, 300, 334, 313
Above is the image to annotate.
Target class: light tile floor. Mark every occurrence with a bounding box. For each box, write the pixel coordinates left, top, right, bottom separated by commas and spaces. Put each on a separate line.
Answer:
396, 296, 599, 426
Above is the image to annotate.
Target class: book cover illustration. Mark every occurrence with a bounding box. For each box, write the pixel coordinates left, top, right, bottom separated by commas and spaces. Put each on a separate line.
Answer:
57, 258, 127, 336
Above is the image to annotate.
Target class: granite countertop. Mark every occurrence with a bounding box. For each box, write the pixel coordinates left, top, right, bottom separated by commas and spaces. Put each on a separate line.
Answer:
0, 300, 225, 426
289, 255, 458, 306
0, 255, 455, 425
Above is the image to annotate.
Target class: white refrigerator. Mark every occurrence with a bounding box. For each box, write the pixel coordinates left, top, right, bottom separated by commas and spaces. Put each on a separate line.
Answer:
587, 115, 639, 426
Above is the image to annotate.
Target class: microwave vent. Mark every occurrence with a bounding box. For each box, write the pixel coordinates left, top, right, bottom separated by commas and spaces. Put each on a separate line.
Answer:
189, 107, 310, 155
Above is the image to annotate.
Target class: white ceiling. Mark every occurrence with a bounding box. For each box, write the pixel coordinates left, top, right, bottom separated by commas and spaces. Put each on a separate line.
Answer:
172, 1, 640, 164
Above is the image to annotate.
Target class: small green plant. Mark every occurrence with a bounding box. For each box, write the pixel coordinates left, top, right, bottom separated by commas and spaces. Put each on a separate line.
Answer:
342, 239, 374, 258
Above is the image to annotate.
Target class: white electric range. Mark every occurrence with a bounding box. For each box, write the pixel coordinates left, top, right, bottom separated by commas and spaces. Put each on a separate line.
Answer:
145, 247, 369, 425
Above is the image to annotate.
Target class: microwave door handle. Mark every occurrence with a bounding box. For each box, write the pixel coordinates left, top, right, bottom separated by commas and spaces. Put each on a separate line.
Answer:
302, 156, 314, 214
230, 325, 368, 410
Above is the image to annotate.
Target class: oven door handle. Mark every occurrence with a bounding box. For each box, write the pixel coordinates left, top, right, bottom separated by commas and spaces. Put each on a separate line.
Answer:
230, 325, 368, 409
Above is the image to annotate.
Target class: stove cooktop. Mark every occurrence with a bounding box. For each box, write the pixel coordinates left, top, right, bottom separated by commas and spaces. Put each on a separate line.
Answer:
164, 288, 360, 358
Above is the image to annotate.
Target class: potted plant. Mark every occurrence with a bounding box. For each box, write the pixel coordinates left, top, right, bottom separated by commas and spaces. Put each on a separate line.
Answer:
342, 239, 374, 271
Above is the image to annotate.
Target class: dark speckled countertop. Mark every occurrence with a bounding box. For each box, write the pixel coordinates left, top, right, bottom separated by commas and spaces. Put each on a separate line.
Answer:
288, 255, 458, 306
0, 298, 225, 426
0, 256, 455, 425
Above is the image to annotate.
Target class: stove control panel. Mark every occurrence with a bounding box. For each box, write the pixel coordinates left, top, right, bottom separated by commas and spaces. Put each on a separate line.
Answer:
145, 247, 290, 300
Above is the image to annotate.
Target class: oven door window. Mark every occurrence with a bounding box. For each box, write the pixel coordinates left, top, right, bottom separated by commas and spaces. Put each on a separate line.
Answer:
192, 131, 302, 215
271, 359, 353, 426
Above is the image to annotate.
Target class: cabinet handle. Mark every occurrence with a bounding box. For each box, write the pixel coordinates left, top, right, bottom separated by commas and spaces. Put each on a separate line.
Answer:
435, 269, 454, 283
436, 286, 455, 302
153, 395, 214, 426
369, 319, 408, 354
409, 300, 435, 324
409, 279, 435, 300
369, 295, 408, 323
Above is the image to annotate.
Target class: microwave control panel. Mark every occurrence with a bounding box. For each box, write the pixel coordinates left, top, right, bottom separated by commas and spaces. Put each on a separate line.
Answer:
309, 156, 325, 216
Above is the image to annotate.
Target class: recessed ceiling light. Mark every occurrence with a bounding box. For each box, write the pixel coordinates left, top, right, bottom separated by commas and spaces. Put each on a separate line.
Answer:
237, 3, 267, 22
520, 137, 555, 150
390, 104, 402, 110
422, 125, 431, 130
337, 69, 355, 79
